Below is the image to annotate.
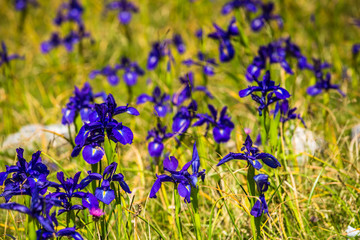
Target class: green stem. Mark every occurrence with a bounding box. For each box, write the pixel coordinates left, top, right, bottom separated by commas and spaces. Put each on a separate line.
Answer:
247, 165, 261, 239
174, 186, 184, 240
190, 188, 202, 240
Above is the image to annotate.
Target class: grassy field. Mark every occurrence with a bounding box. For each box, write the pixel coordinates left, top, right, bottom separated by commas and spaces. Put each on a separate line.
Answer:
0, 0, 360, 239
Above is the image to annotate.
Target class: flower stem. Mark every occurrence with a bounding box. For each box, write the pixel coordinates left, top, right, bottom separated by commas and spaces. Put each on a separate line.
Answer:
190, 187, 202, 240
174, 185, 184, 240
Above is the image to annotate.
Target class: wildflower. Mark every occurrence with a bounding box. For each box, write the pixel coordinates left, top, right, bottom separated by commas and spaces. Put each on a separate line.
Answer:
251, 2, 283, 32
0, 42, 23, 67
240, 70, 290, 116
116, 57, 145, 86
172, 34, 186, 54
54, 0, 84, 26
304, 58, 331, 79
14, 0, 38, 11
0, 148, 50, 202
80, 162, 131, 204
172, 72, 213, 106
90, 65, 121, 85
307, 72, 345, 97
149, 143, 205, 203
137, 86, 171, 117
183, 51, 218, 76
250, 174, 270, 217
172, 100, 197, 134
193, 105, 234, 143
217, 135, 280, 170
146, 123, 174, 157
352, 44, 360, 56
71, 94, 139, 164
221, 0, 259, 15
208, 17, 239, 62
62, 82, 106, 125
106, 0, 139, 24
274, 100, 306, 127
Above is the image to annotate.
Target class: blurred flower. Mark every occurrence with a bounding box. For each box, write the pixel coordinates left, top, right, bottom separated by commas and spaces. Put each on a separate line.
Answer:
304, 58, 331, 80
172, 72, 213, 106
240, 71, 290, 116
137, 86, 171, 117
217, 135, 281, 170
54, 0, 84, 26
307, 72, 345, 97
90, 65, 120, 85
183, 51, 218, 76
246, 38, 308, 82
352, 44, 360, 56
172, 34, 186, 54
71, 94, 139, 164
208, 17, 239, 62
250, 174, 270, 217
274, 100, 306, 127
221, 0, 259, 15
14, 0, 38, 11
62, 82, 106, 125
251, 2, 283, 31
146, 123, 174, 157
193, 105, 235, 143
116, 57, 145, 86
149, 143, 205, 203
172, 100, 198, 134
0, 41, 24, 67
106, 0, 139, 25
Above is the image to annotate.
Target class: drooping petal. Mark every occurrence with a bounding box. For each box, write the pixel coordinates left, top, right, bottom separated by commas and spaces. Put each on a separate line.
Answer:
217, 152, 247, 166
255, 153, 281, 168
148, 141, 164, 157
95, 187, 115, 205
163, 156, 179, 172
82, 145, 104, 164
136, 94, 154, 104
111, 124, 134, 145
177, 182, 191, 203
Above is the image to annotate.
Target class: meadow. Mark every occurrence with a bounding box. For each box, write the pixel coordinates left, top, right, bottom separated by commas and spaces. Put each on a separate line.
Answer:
0, 0, 360, 239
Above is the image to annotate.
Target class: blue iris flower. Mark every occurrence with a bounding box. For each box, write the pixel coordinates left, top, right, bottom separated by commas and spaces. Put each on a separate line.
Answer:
250, 174, 270, 218
146, 123, 174, 157
172, 100, 198, 135
250, 2, 283, 32
149, 143, 205, 203
54, 0, 84, 26
79, 162, 131, 205
183, 51, 218, 76
239, 70, 290, 116
137, 86, 171, 117
193, 104, 235, 143
71, 94, 139, 164
106, 0, 139, 25
307, 72, 345, 97
208, 17, 239, 62
274, 100, 306, 127
62, 82, 106, 125
217, 135, 280, 170
0, 41, 24, 68
221, 0, 259, 15
0, 148, 50, 202
172, 72, 213, 106
90, 57, 144, 86
14, 0, 38, 11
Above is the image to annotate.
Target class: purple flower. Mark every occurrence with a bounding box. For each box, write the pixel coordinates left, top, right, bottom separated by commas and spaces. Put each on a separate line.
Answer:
54, 0, 84, 26
172, 100, 198, 134
146, 123, 174, 157
193, 105, 235, 143
217, 135, 280, 170
246, 38, 308, 82
137, 86, 170, 117
250, 2, 283, 32
90, 65, 120, 85
0, 148, 50, 202
183, 51, 218, 76
240, 71, 290, 116
71, 94, 139, 164
149, 143, 205, 203
106, 0, 139, 25
250, 174, 270, 217
62, 82, 106, 125
172, 72, 213, 106
307, 72, 345, 97
0, 42, 24, 67
80, 162, 131, 205
304, 58, 331, 80
14, 0, 38, 11
221, 0, 259, 15
274, 100, 306, 127
352, 44, 360, 56
208, 17, 239, 62
172, 34, 186, 54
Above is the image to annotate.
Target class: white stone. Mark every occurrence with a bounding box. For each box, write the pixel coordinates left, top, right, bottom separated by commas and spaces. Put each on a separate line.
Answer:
346, 226, 360, 238
291, 127, 321, 165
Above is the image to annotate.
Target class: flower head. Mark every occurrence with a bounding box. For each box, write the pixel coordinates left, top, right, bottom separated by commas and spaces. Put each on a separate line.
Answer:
149, 143, 205, 203
250, 2, 283, 32
193, 105, 235, 143
146, 123, 174, 157
183, 51, 218, 76
137, 86, 171, 117
54, 0, 84, 26
307, 72, 345, 97
221, 0, 259, 15
217, 135, 281, 170
274, 100, 306, 127
106, 0, 139, 24
250, 174, 270, 217
14, 0, 38, 11
0, 42, 24, 67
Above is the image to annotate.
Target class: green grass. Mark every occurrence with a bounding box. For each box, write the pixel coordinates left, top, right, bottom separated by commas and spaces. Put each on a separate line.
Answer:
1, 0, 360, 239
